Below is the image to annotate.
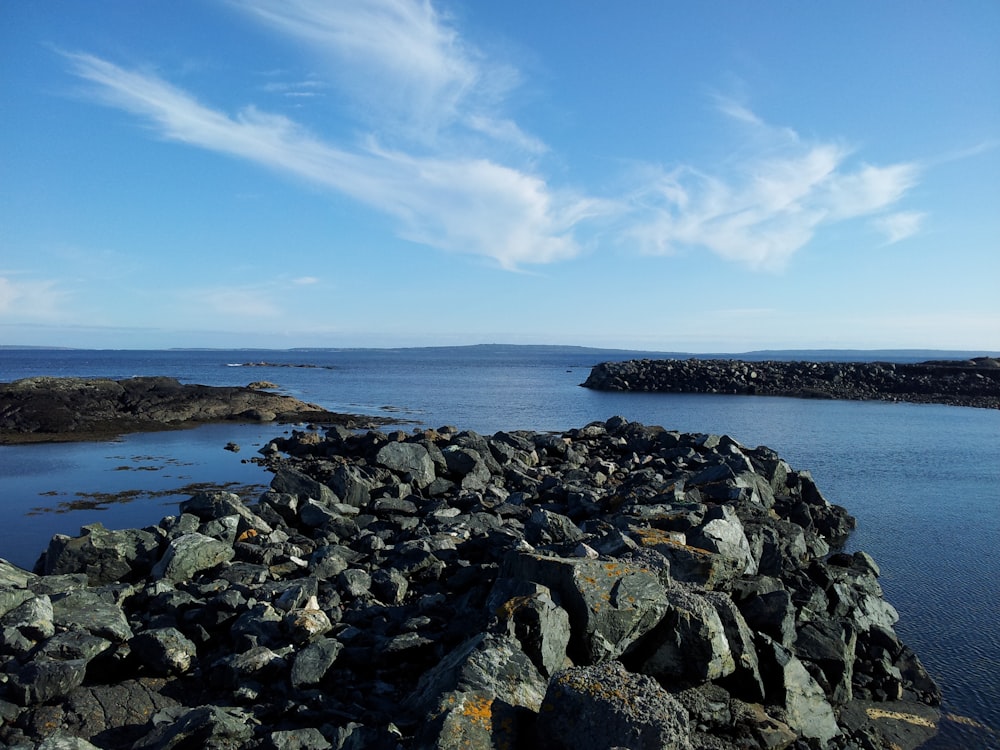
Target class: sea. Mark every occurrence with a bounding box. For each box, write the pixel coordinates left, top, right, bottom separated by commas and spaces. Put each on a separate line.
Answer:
1, 345, 997, 748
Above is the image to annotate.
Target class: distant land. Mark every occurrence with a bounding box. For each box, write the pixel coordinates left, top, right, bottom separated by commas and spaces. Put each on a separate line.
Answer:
2, 343, 998, 365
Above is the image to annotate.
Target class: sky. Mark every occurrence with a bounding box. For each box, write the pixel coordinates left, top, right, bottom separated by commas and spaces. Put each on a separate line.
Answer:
1, 1, 998, 352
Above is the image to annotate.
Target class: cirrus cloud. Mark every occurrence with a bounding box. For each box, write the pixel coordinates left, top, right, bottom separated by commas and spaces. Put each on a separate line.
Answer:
627, 100, 922, 270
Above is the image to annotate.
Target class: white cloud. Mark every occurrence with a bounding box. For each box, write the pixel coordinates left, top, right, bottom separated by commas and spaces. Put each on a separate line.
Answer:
0, 276, 66, 320
235, 0, 483, 140
64, 5, 924, 276
629, 104, 923, 270
67, 52, 598, 268
872, 211, 926, 244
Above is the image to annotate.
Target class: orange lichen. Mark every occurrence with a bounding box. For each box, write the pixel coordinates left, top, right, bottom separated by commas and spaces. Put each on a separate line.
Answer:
461, 695, 494, 730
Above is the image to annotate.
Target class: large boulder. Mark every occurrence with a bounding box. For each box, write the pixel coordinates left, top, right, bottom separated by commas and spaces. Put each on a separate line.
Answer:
151, 532, 235, 582
500, 551, 670, 664
536, 661, 692, 750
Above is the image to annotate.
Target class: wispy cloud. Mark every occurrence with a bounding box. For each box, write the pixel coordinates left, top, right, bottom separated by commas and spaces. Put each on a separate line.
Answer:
628, 99, 923, 270
872, 211, 926, 244
234, 0, 487, 141
64, 3, 924, 274
66, 50, 597, 268
0, 275, 67, 320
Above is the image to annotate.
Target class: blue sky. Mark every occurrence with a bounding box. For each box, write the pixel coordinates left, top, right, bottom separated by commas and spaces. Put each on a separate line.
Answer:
2, 1, 998, 351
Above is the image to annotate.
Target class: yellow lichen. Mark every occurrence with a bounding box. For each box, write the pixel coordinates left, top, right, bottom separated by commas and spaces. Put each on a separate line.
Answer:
865, 708, 937, 728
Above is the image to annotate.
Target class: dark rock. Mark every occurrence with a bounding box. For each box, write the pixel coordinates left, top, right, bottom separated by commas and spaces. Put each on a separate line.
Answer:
39, 523, 161, 584
132, 705, 256, 749
536, 661, 692, 750
0, 417, 940, 750
582, 357, 1000, 410
151, 532, 235, 582
290, 637, 343, 689
0, 376, 386, 444
130, 627, 197, 675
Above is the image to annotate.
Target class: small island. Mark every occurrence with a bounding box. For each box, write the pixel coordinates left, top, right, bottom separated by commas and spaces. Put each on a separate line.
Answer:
0, 376, 389, 444
582, 357, 1000, 409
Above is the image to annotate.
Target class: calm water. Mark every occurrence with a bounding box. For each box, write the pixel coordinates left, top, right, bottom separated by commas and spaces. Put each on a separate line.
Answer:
1, 347, 998, 747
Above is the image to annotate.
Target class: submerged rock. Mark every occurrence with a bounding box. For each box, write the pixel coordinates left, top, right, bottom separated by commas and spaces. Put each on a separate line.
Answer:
0, 418, 940, 749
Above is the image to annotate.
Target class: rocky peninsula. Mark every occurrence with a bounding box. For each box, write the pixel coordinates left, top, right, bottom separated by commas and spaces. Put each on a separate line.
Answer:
0, 377, 388, 444
582, 357, 1000, 409
0, 418, 941, 748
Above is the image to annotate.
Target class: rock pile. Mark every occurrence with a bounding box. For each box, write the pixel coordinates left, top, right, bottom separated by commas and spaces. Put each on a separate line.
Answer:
582, 357, 1000, 409
0, 418, 941, 749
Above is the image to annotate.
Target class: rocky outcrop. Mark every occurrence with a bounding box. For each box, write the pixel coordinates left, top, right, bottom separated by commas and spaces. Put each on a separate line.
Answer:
0, 418, 940, 748
582, 357, 1000, 409
0, 376, 390, 444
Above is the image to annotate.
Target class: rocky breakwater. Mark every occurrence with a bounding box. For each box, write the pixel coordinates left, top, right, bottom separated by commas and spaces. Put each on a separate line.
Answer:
0, 418, 940, 749
0, 376, 385, 444
582, 357, 1000, 409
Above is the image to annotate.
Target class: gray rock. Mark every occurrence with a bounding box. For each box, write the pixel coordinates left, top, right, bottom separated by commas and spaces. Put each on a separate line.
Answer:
132, 705, 255, 749
739, 589, 796, 646
41, 523, 161, 584
632, 587, 736, 683
51, 589, 133, 642
11, 657, 88, 706
406, 633, 547, 717
525, 509, 585, 546
151, 532, 235, 582
36, 735, 103, 749
491, 585, 571, 677
758, 635, 840, 744
687, 505, 757, 575
328, 464, 373, 508
537, 661, 692, 750
1, 594, 54, 641
500, 551, 669, 664
371, 567, 409, 605
271, 467, 337, 505
291, 637, 343, 689
130, 627, 198, 675
376, 442, 436, 489
266, 727, 332, 750
795, 618, 857, 704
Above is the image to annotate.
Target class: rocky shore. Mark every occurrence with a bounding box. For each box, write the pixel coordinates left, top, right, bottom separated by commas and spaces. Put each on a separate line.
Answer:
581, 357, 1000, 409
0, 377, 389, 444
0, 418, 941, 748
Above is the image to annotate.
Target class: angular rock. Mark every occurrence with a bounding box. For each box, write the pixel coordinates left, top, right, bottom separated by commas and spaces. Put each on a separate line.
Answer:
758, 635, 840, 744
500, 551, 670, 664
132, 705, 255, 749
130, 627, 198, 675
290, 637, 342, 689
537, 661, 692, 750
151, 532, 235, 582
376, 442, 436, 489
40, 523, 161, 584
